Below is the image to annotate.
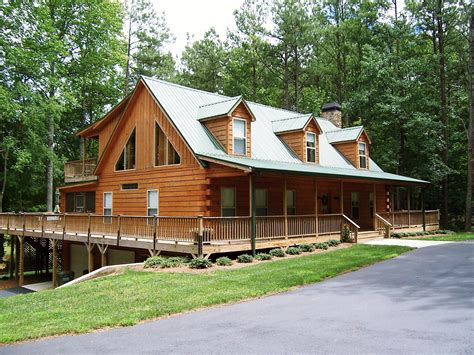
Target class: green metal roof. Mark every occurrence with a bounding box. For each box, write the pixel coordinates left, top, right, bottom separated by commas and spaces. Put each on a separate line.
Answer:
326, 126, 364, 143
141, 76, 428, 185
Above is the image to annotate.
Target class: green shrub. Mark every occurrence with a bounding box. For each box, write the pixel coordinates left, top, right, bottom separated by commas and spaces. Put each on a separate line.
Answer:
189, 257, 212, 269
269, 248, 285, 257
144, 256, 165, 268
327, 239, 340, 247
299, 244, 315, 252
286, 247, 301, 255
391, 232, 402, 239
216, 256, 233, 266
341, 224, 352, 243
313, 242, 329, 250
255, 253, 272, 261
237, 254, 254, 263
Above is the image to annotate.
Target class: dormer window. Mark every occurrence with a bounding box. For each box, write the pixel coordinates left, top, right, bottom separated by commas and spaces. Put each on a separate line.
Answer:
359, 142, 367, 168
233, 118, 246, 155
306, 132, 316, 163
116, 129, 136, 171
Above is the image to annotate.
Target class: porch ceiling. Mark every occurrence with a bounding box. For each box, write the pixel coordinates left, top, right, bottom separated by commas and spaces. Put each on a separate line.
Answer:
198, 154, 429, 186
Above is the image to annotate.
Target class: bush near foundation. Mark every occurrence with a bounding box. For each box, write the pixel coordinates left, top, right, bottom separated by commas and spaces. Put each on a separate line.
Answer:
216, 256, 233, 266
237, 254, 254, 263
269, 248, 285, 257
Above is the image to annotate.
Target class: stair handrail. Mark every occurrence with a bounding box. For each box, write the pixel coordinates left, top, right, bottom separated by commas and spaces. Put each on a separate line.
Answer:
375, 213, 392, 238
342, 214, 360, 243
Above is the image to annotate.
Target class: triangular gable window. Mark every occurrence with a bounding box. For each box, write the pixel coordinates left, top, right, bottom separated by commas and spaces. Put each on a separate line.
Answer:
115, 129, 136, 170
155, 122, 181, 166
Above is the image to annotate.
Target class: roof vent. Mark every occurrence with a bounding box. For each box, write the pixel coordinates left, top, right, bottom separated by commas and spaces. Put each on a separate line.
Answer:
321, 102, 342, 128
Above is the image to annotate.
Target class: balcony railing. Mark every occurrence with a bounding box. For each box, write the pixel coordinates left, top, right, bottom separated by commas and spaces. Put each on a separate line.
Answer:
64, 158, 98, 183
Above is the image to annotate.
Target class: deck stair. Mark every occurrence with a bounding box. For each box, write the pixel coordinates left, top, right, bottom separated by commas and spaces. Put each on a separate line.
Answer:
357, 230, 382, 240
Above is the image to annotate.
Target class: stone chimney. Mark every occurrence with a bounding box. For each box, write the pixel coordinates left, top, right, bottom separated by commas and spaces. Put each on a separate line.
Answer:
321, 102, 342, 128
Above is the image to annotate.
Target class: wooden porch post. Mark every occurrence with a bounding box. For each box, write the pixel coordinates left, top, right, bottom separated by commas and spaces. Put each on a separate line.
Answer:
85, 242, 94, 273
283, 178, 288, 239
97, 244, 108, 268
249, 173, 256, 256
81, 137, 86, 176
9, 235, 14, 279
407, 188, 411, 227
422, 188, 426, 231
314, 179, 319, 238
18, 236, 24, 286
51, 239, 58, 288
373, 184, 377, 230
340, 181, 344, 214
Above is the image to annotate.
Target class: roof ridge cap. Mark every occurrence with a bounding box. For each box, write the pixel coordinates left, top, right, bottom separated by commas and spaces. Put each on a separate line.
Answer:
198, 96, 241, 108
142, 76, 227, 99
271, 113, 312, 123
325, 126, 363, 134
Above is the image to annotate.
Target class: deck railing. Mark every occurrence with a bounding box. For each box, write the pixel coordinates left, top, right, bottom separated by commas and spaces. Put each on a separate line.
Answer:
64, 158, 97, 182
0, 210, 439, 254
375, 213, 392, 238
378, 210, 439, 229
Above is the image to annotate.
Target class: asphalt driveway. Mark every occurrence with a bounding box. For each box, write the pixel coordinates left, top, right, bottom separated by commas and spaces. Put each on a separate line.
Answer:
2, 242, 473, 354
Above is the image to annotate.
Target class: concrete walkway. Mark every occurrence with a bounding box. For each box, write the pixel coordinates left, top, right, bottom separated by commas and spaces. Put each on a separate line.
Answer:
364, 238, 452, 248
2, 242, 472, 354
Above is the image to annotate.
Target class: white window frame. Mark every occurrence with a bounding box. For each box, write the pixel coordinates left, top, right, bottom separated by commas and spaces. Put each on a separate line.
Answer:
306, 132, 316, 163
358, 142, 367, 169
221, 187, 236, 216
232, 118, 247, 155
147, 189, 159, 217
103, 192, 113, 223
154, 121, 181, 167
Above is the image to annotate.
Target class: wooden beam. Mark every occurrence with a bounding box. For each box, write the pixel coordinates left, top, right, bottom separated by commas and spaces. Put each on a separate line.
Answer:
51, 239, 58, 288
250, 173, 256, 256
314, 179, 319, 237
85, 242, 93, 273
18, 236, 24, 286
283, 178, 288, 240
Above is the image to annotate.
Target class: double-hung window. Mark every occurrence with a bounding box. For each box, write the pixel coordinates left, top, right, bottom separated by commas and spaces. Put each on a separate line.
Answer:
103, 192, 112, 223
233, 119, 246, 155
286, 190, 296, 215
306, 132, 316, 163
256, 189, 268, 216
359, 142, 367, 169
221, 188, 236, 216
147, 190, 158, 217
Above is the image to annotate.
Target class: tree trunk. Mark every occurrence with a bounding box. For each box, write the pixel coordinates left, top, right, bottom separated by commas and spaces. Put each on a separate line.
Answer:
436, 0, 449, 228
0, 147, 8, 213
466, 9, 474, 231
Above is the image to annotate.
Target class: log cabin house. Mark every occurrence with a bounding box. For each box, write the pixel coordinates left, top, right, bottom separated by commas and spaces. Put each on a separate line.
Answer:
0, 77, 439, 284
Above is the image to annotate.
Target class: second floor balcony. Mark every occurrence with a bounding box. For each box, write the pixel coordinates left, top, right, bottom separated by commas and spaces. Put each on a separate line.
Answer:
64, 158, 98, 183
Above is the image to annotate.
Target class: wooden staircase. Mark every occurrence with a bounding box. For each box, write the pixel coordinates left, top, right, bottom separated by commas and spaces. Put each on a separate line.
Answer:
357, 230, 382, 240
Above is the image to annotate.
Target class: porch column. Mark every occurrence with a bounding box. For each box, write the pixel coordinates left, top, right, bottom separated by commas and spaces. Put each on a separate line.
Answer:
283, 178, 288, 239
18, 236, 24, 286
314, 179, 319, 237
9, 235, 14, 279
51, 239, 58, 288
97, 244, 108, 268
340, 181, 344, 214
407, 188, 411, 227
85, 242, 94, 273
81, 137, 86, 176
249, 173, 257, 256
373, 184, 377, 229
421, 188, 426, 231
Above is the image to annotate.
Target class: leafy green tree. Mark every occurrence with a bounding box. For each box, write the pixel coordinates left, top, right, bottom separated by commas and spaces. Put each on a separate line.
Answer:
125, 0, 175, 94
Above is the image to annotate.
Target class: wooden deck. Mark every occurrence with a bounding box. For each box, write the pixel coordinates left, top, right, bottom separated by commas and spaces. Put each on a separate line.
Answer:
0, 210, 439, 255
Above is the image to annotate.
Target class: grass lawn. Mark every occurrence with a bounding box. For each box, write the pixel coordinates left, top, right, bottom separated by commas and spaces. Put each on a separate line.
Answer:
0, 244, 411, 344
409, 232, 474, 242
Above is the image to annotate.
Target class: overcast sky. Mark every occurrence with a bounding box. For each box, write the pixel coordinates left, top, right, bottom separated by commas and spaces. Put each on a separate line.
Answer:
151, 0, 245, 58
